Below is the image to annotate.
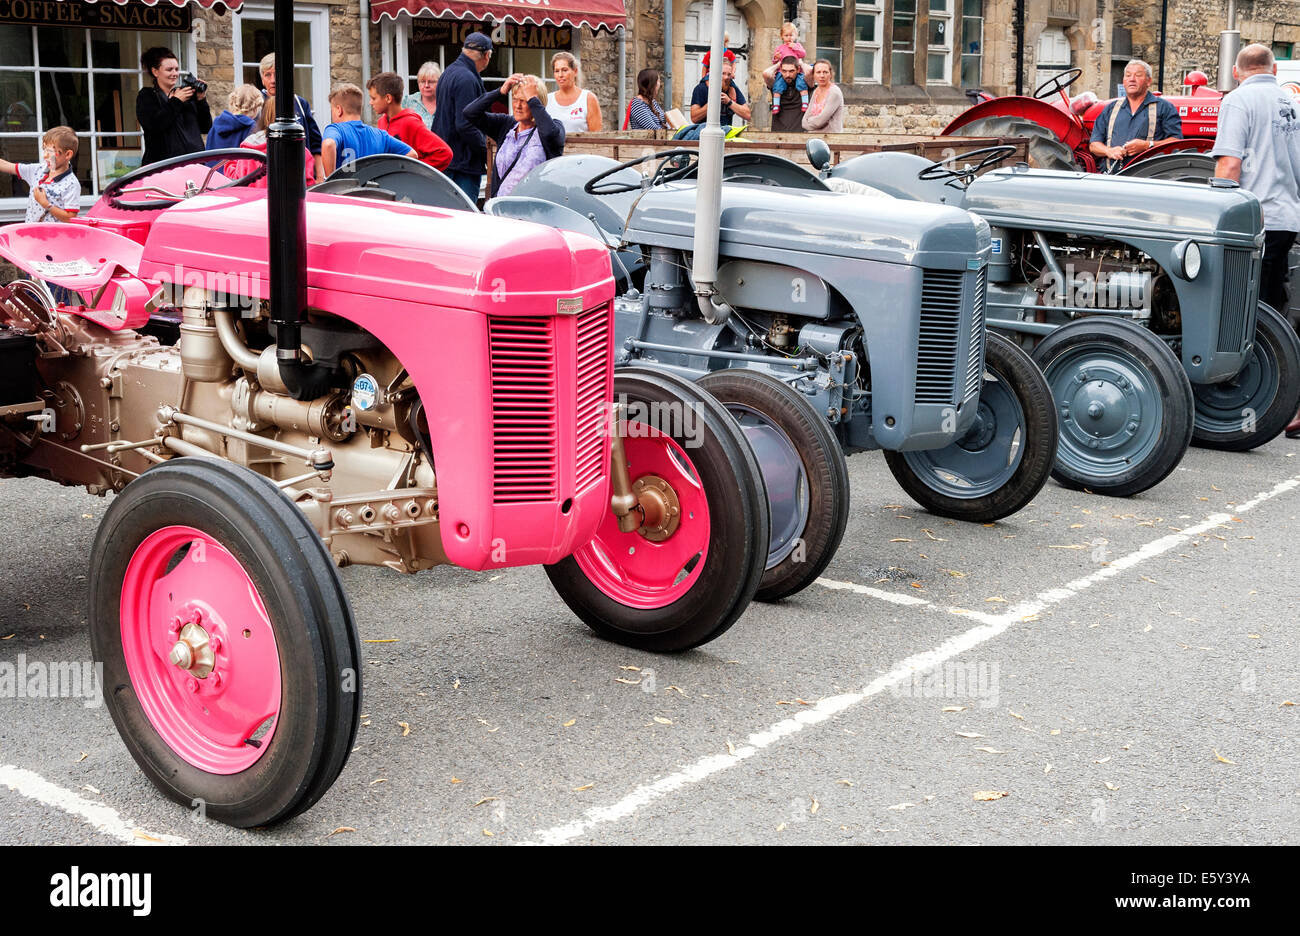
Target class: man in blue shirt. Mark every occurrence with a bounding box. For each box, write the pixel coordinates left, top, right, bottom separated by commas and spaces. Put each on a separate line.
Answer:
321, 83, 416, 177
433, 32, 493, 203
1088, 60, 1182, 172
689, 60, 751, 127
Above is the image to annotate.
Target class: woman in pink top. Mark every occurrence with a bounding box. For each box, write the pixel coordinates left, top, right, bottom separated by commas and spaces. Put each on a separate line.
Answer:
802, 60, 845, 133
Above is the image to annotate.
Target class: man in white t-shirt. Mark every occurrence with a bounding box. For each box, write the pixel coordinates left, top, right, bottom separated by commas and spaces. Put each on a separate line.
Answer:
1210, 43, 1300, 435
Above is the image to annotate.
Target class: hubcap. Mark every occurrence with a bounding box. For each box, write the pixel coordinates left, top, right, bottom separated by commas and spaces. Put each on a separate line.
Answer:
632, 475, 682, 542
1044, 344, 1163, 480
168, 619, 215, 679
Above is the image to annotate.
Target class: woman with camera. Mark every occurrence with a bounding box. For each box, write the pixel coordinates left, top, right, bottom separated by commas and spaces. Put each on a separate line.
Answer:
137, 46, 211, 165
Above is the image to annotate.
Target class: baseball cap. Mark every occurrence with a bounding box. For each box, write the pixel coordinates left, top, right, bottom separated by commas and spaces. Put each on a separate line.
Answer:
464, 32, 493, 53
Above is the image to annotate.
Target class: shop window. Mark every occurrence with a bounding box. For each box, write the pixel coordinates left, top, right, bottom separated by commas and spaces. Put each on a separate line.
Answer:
959, 0, 982, 87
233, 2, 329, 114
0, 23, 191, 215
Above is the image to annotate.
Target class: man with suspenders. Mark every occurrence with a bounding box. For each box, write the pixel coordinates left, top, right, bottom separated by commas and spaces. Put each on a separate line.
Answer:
1089, 60, 1183, 172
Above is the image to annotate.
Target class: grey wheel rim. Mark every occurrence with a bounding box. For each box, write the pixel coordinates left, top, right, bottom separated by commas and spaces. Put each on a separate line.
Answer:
725, 403, 810, 569
899, 371, 1026, 498
1193, 327, 1280, 436
1044, 343, 1164, 481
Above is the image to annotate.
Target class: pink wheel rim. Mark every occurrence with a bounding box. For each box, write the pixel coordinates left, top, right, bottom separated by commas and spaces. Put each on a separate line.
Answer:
119, 526, 282, 775
573, 425, 711, 610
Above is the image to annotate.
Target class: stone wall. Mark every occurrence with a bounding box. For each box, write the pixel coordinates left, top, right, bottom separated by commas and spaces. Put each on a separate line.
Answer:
194, 8, 235, 114
1115, 0, 1300, 88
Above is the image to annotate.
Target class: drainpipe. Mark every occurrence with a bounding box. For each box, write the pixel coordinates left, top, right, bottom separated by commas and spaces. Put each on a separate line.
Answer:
618, 26, 627, 127
664, 0, 673, 111
360, 0, 372, 90
1218, 0, 1240, 91
1014, 0, 1025, 95
1158, 0, 1167, 92
691, 0, 733, 326
269, 0, 329, 400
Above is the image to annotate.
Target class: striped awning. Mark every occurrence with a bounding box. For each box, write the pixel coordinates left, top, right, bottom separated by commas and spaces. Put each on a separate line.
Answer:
369, 0, 626, 32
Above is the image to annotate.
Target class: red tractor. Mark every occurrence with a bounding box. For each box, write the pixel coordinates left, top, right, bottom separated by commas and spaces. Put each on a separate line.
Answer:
0, 1, 771, 828
947, 68, 1222, 173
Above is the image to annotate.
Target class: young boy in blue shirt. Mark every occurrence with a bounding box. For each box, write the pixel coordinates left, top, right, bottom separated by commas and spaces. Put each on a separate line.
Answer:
321, 83, 416, 177
0, 126, 83, 304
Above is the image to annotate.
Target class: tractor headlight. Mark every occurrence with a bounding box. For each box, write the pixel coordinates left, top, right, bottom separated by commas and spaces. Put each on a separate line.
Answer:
1173, 239, 1202, 280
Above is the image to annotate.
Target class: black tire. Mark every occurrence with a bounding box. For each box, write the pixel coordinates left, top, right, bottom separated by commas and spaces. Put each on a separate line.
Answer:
89, 459, 360, 828
1192, 302, 1300, 451
697, 369, 850, 601
1031, 317, 1194, 497
884, 334, 1057, 522
545, 368, 769, 652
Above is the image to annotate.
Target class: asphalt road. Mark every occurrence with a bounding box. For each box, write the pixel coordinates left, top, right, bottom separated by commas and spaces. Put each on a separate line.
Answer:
1, 435, 1298, 846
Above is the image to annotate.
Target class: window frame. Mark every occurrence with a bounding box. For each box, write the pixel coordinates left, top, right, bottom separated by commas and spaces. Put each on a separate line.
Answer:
927, 0, 953, 86
852, 0, 883, 85
0, 23, 197, 221
231, 1, 331, 115
959, 0, 984, 88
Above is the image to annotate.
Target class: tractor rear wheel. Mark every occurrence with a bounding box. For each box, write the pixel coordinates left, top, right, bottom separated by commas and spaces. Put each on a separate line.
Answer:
89, 459, 360, 828
697, 368, 850, 601
546, 369, 769, 652
1032, 318, 1194, 497
1192, 302, 1300, 451
884, 334, 1057, 522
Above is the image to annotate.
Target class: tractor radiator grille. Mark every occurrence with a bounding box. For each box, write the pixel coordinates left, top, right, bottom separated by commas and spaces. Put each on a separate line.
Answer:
1218, 248, 1256, 353
917, 270, 965, 404
488, 316, 559, 504
964, 266, 988, 403
574, 303, 612, 492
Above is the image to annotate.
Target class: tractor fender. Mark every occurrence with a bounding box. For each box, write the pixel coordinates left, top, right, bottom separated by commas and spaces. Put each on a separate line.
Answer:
944, 96, 1087, 151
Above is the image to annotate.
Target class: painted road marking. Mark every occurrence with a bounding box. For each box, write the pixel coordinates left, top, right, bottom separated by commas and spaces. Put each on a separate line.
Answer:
525, 473, 1300, 845
0, 765, 189, 846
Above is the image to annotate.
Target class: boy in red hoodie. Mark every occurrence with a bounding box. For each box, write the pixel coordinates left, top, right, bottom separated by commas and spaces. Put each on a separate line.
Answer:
368, 72, 452, 171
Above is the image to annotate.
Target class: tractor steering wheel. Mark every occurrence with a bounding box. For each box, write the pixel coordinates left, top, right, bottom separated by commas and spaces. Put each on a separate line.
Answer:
103, 148, 268, 211
584, 148, 700, 195
917, 145, 1020, 184
1034, 67, 1082, 100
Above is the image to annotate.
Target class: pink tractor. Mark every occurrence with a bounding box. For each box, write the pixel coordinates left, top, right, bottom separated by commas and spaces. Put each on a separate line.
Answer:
0, 7, 770, 828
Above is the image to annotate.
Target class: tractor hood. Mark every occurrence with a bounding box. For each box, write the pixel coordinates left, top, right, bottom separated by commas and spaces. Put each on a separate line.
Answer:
625, 183, 986, 271
965, 168, 1262, 248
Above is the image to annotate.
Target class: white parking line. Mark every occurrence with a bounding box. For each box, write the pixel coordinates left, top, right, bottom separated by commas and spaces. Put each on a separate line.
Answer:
525, 473, 1300, 845
0, 765, 188, 846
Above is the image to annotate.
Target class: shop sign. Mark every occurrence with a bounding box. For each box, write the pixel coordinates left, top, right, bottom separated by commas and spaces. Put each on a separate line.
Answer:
0, 0, 192, 32
412, 18, 571, 50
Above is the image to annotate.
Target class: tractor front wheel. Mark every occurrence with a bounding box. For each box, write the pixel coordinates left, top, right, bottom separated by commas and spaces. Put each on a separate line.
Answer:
1192, 302, 1300, 451
884, 334, 1057, 522
1032, 318, 1194, 497
546, 369, 769, 652
89, 459, 360, 828
697, 368, 850, 602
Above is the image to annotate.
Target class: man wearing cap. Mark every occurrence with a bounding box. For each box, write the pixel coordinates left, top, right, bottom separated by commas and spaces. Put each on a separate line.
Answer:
434, 31, 493, 203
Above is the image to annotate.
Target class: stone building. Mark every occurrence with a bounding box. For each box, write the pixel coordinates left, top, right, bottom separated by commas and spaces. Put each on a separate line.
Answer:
1114, 0, 1300, 91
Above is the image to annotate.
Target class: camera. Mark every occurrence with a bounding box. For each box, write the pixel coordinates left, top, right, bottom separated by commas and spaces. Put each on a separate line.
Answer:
179, 72, 207, 95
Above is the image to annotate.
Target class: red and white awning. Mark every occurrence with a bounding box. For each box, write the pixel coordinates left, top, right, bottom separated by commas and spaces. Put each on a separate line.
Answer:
370, 0, 626, 32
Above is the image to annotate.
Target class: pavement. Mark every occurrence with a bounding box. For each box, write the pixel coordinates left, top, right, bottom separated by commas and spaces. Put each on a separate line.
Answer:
1, 434, 1298, 846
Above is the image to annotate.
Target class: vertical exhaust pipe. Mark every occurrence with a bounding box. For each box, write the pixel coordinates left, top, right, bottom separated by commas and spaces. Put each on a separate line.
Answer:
269, 0, 330, 399
690, 0, 733, 326
1218, 0, 1240, 92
